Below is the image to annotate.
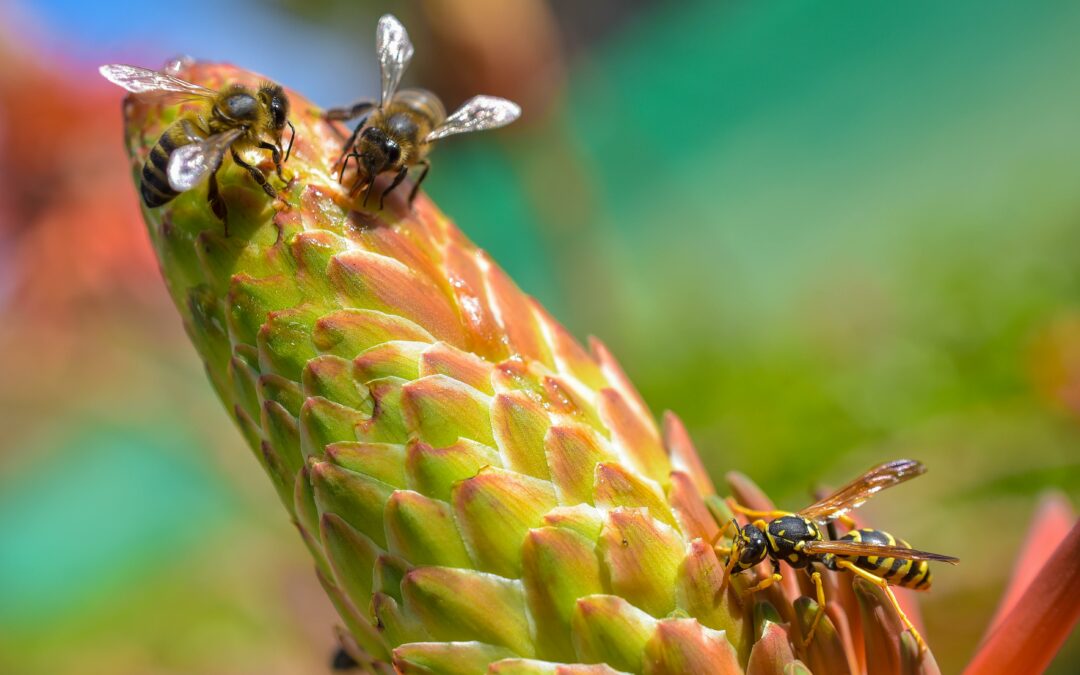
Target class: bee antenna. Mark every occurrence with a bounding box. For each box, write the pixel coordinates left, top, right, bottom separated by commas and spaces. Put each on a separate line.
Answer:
284, 120, 296, 162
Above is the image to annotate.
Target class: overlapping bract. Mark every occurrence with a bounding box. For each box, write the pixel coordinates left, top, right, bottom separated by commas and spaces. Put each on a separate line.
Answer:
121, 63, 1080, 675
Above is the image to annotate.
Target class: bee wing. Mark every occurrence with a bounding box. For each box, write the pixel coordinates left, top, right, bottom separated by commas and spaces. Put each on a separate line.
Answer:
99, 64, 216, 97
376, 14, 415, 106
167, 129, 244, 191
797, 459, 927, 522
424, 96, 521, 143
802, 539, 959, 564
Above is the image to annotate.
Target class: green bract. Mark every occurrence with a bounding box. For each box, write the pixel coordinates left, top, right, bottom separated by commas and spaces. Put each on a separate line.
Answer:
123, 62, 942, 675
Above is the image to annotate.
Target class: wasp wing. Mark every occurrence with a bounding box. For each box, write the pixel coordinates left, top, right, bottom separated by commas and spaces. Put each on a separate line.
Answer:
797, 459, 927, 522
802, 539, 959, 564
167, 129, 244, 192
425, 96, 521, 143
376, 14, 414, 106
99, 64, 216, 97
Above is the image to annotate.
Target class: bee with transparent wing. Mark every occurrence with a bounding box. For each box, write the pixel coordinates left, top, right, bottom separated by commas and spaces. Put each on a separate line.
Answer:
100, 64, 294, 231
326, 14, 521, 209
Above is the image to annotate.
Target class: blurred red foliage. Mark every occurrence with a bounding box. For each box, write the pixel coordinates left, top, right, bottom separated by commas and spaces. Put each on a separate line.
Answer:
0, 38, 160, 321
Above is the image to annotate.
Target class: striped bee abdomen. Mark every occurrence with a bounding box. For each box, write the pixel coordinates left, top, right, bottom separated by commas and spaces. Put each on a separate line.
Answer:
139, 126, 186, 208
830, 528, 933, 590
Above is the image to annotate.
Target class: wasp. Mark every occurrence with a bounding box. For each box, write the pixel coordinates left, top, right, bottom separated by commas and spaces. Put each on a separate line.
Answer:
325, 14, 521, 209
99, 64, 294, 229
719, 459, 959, 651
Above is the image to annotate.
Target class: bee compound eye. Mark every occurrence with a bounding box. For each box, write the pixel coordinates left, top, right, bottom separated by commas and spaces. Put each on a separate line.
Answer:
385, 141, 401, 163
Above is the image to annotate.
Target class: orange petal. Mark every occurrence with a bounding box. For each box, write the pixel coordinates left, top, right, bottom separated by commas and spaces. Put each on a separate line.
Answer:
986, 491, 1075, 634
329, 249, 465, 347
598, 387, 671, 487
666, 471, 720, 543
963, 519, 1080, 675
662, 411, 716, 496
746, 622, 797, 675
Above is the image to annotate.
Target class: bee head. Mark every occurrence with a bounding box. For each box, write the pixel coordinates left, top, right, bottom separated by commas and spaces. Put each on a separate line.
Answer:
730, 521, 768, 573
258, 83, 290, 132
359, 126, 402, 175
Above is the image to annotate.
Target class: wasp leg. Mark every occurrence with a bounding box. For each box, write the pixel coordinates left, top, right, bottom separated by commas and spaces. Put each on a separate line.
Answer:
336, 115, 371, 170
745, 559, 784, 597
711, 518, 741, 547
257, 141, 285, 183
231, 149, 276, 199
800, 569, 828, 648
407, 159, 431, 206
836, 560, 926, 652
379, 166, 409, 210
718, 551, 736, 596
727, 498, 791, 522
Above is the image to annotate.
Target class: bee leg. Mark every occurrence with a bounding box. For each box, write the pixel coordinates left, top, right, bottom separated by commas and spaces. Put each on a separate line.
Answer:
207, 169, 228, 234
324, 100, 376, 122
800, 569, 828, 648
379, 166, 409, 210
339, 152, 361, 185
336, 116, 370, 169
231, 149, 277, 199
836, 560, 927, 652
257, 141, 285, 183
360, 174, 377, 206
407, 160, 431, 207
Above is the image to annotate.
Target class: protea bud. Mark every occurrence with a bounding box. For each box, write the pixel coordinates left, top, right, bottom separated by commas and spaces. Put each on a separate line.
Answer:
119, 62, 1078, 674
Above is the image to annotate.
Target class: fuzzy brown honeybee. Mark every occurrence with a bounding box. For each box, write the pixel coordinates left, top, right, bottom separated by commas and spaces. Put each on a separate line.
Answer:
326, 14, 521, 209
99, 63, 294, 229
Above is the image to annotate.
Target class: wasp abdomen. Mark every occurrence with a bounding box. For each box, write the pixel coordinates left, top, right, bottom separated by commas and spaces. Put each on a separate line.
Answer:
826, 528, 933, 590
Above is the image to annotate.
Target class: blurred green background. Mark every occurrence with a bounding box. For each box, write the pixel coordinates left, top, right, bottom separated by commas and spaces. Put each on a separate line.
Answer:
1, 0, 1078, 672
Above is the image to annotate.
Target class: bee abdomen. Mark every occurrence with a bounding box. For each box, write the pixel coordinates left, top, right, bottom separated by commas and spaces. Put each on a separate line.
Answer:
139, 126, 185, 208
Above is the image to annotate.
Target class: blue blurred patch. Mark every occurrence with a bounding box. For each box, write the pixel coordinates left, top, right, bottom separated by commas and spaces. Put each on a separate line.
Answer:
0, 425, 232, 628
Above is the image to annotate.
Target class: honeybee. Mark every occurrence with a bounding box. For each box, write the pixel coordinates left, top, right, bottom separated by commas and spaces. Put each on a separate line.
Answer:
326, 14, 521, 209
99, 64, 294, 228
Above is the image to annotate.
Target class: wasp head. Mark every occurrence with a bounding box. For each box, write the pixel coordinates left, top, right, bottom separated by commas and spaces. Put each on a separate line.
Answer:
730, 521, 768, 573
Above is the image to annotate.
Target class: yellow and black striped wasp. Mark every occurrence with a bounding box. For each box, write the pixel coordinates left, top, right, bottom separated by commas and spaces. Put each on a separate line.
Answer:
718, 459, 959, 651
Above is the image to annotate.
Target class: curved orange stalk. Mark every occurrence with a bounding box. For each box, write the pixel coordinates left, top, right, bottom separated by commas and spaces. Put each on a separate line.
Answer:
964, 520, 1080, 675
